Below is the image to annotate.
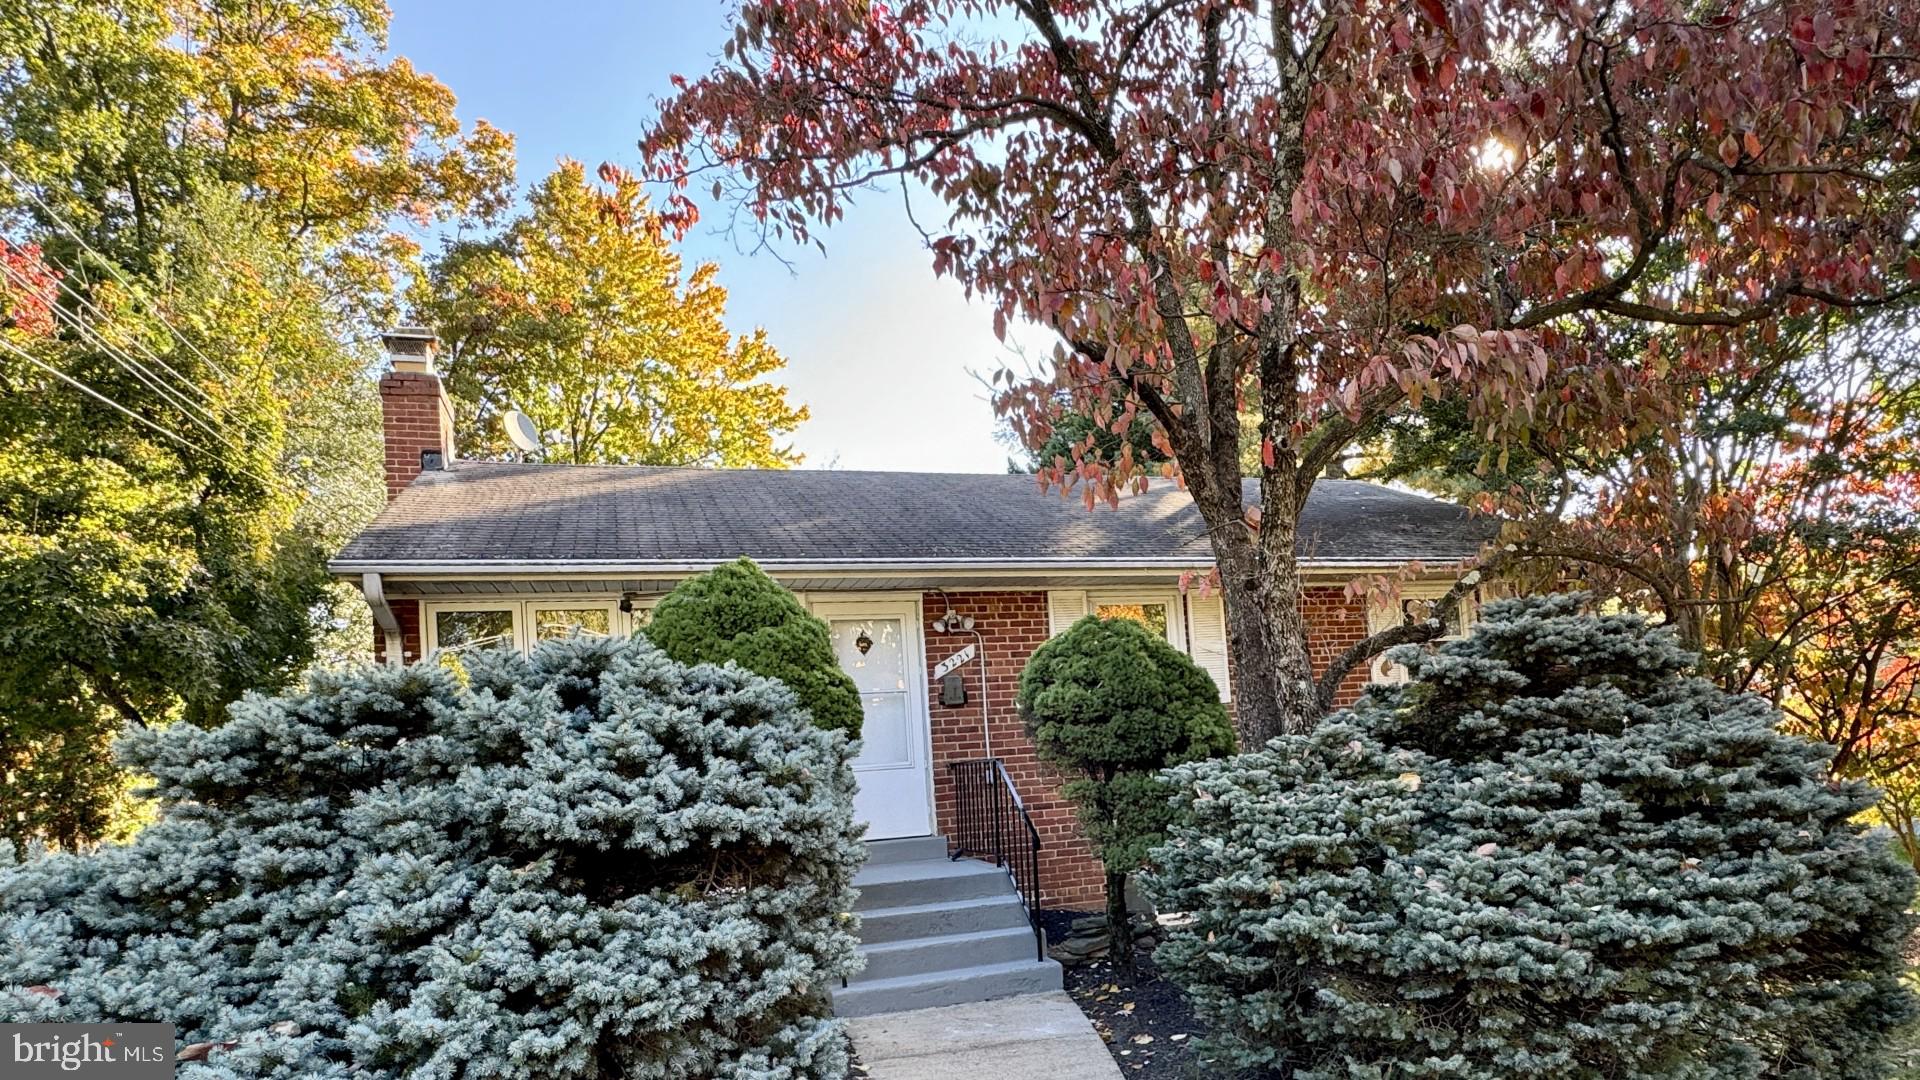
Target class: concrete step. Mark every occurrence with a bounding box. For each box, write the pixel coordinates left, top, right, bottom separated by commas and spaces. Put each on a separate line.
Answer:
831, 958, 1064, 1018
855, 925, 1041, 983
851, 857, 1013, 910
857, 894, 1034, 945
863, 835, 950, 865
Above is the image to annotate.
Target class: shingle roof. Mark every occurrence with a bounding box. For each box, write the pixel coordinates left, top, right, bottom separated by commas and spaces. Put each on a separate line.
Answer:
329, 462, 1496, 571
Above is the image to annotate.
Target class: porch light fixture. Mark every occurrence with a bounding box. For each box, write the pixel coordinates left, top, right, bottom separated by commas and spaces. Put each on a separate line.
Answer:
855, 630, 873, 655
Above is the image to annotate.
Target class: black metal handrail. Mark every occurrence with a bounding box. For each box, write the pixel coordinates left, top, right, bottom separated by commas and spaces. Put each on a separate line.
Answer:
948, 758, 1044, 961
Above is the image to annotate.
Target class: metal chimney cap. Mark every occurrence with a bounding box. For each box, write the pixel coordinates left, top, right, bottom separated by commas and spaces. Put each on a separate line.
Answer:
381, 326, 439, 373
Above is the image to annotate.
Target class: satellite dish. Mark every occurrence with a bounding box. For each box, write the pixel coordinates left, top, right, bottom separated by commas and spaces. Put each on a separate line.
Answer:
504, 410, 544, 455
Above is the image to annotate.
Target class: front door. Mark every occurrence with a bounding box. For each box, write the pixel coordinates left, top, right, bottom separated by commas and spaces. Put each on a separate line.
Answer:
814, 598, 934, 840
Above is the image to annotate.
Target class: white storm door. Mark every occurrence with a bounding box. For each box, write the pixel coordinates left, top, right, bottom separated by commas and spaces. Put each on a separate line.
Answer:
815, 598, 934, 840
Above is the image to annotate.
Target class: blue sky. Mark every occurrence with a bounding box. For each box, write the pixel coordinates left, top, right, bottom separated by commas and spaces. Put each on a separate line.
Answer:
387, 1, 1045, 473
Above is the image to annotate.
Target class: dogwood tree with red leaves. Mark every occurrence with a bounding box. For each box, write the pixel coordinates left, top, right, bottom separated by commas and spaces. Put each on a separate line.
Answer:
644, 0, 1920, 740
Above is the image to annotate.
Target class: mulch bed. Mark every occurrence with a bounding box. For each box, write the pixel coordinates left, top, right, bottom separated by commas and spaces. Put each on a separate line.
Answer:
1040, 909, 1225, 1079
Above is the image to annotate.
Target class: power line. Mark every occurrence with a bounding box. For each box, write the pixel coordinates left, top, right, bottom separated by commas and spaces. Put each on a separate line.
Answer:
0, 336, 217, 459
1, 162, 385, 509
16, 246, 216, 405
0, 259, 236, 453
0, 336, 361, 505
0, 159, 235, 380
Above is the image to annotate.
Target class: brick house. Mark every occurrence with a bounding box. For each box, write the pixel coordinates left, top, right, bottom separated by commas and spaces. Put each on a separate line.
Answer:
331, 331, 1494, 915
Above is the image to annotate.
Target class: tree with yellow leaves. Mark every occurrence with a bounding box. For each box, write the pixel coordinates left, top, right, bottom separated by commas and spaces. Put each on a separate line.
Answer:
414, 161, 807, 467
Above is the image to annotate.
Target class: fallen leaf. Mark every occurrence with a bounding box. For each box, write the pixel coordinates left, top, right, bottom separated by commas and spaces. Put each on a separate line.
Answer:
176, 1041, 238, 1063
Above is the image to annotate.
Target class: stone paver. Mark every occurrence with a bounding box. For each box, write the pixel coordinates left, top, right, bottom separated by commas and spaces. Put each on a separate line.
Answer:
846, 991, 1121, 1080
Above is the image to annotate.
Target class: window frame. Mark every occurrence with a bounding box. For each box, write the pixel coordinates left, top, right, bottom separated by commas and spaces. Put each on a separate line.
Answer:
1085, 586, 1187, 651
527, 599, 625, 645
423, 595, 648, 658
423, 599, 526, 658
1366, 587, 1479, 683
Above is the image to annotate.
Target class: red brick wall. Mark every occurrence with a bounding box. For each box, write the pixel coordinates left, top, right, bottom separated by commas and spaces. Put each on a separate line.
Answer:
923, 585, 1375, 911
920, 591, 1110, 908
366, 582, 1373, 907
374, 598, 424, 665
1303, 585, 1374, 708
378, 370, 455, 501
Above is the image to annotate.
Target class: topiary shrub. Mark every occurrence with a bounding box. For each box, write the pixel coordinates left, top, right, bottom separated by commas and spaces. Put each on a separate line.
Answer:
1148, 593, 1917, 1079
645, 557, 863, 736
0, 634, 864, 1079
1018, 614, 1235, 969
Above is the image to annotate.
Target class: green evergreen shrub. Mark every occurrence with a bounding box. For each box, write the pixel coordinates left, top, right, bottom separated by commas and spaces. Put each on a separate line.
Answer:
1148, 594, 1918, 1079
0, 635, 864, 1079
645, 557, 863, 736
1018, 614, 1235, 967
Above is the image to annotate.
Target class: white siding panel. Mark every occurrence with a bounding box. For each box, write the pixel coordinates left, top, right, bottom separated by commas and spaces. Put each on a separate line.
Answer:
1186, 593, 1233, 701
1047, 590, 1088, 637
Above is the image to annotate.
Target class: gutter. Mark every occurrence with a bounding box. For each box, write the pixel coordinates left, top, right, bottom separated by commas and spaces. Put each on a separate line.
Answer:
360, 572, 406, 667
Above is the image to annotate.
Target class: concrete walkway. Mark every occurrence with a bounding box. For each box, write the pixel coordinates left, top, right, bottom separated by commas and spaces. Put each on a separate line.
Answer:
846, 991, 1122, 1080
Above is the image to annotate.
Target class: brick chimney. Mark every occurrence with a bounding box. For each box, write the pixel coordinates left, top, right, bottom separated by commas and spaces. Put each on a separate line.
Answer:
378, 326, 456, 501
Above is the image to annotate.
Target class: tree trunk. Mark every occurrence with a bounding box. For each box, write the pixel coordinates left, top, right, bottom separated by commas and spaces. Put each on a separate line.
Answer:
1188, 419, 1320, 746
1105, 868, 1134, 973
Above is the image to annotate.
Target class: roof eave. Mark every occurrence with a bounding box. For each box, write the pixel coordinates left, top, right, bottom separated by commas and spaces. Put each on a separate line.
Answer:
326, 555, 1463, 580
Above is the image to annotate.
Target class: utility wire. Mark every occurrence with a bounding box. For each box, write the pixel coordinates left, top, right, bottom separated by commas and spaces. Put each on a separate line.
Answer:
17, 246, 217, 404
0, 259, 236, 452
0, 336, 218, 459
0, 159, 236, 380
0, 335, 354, 504
1, 162, 385, 509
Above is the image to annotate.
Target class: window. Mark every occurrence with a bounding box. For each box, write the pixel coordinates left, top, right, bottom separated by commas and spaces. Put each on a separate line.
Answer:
433, 608, 518, 654
1401, 596, 1466, 638
1094, 601, 1170, 639
1049, 586, 1229, 700
531, 605, 616, 642
424, 597, 640, 665
1368, 591, 1476, 683
1085, 588, 1184, 648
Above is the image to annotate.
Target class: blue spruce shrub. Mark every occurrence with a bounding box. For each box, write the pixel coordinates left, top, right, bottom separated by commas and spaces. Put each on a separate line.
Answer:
0, 635, 863, 1078
1148, 594, 1917, 1079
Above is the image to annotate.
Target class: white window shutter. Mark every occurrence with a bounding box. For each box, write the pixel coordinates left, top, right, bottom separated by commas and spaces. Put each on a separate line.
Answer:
1185, 593, 1233, 702
1047, 590, 1088, 637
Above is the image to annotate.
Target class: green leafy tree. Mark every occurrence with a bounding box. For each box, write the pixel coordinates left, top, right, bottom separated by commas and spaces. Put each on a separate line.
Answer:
0, 0, 513, 306
1012, 400, 1169, 475
0, 0, 501, 845
1150, 594, 1918, 1078
0, 193, 368, 849
1017, 615, 1233, 969
413, 161, 807, 466
0, 634, 863, 1077
645, 558, 862, 736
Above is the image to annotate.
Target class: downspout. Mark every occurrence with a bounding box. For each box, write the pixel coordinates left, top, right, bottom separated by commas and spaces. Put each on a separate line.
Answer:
361, 572, 405, 667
